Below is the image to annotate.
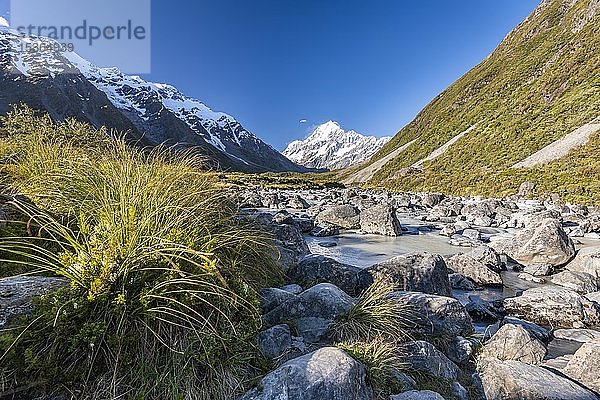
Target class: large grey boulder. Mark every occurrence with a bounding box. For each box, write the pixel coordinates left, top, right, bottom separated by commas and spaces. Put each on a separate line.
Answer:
259, 287, 297, 314
268, 223, 310, 272
239, 347, 372, 400
359, 204, 402, 236
316, 204, 361, 230
391, 292, 474, 340
445, 254, 503, 286
390, 390, 445, 400
554, 328, 600, 343
563, 338, 600, 392
503, 287, 600, 328
288, 255, 372, 296
263, 283, 355, 342
367, 253, 451, 296
478, 358, 598, 400
0, 276, 68, 327
500, 317, 551, 343
550, 270, 598, 294
403, 341, 460, 380
567, 246, 600, 279
495, 218, 575, 267
479, 324, 546, 365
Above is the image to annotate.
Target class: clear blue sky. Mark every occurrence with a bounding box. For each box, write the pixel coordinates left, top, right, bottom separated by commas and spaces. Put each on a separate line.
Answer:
2, 1, 540, 150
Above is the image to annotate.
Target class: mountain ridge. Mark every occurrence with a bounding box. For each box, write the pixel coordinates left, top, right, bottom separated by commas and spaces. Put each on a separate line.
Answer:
345, 0, 600, 204
0, 26, 305, 173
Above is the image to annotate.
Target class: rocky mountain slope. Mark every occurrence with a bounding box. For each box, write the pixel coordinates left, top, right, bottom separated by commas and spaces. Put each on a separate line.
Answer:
346, 0, 600, 204
0, 26, 305, 173
283, 121, 390, 170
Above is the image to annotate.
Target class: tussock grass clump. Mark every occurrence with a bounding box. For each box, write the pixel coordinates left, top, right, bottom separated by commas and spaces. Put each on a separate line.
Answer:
330, 278, 414, 343
0, 108, 282, 399
333, 279, 416, 400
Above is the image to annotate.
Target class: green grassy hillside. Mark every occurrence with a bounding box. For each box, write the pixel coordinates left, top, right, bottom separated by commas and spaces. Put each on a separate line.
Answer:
361, 0, 600, 204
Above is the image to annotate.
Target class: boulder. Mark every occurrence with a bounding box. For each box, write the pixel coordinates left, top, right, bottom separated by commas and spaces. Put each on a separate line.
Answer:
550, 270, 598, 294
465, 296, 503, 322
263, 283, 355, 343
447, 336, 475, 365
0, 276, 68, 327
287, 194, 310, 210
563, 338, 600, 392
268, 223, 310, 272
316, 205, 361, 230
239, 347, 372, 400
367, 253, 451, 296
445, 254, 502, 286
479, 324, 546, 365
554, 328, 600, 343
500, 317, 551, 343
390, 390, 445, 400
478, 358, 598, 400
586, 291, 600, 304
359, 204, 402, 236
391, 292, 473, 340
449, 273, 477, 291
259, 287, 297, 314
567, 246, 600, 279
257, 324, 292, 359
470, 245, 504, 272
288, 255, 372, 297
503, 287, 600, 328
403, 341, 460, 380
495, 218, 575, 267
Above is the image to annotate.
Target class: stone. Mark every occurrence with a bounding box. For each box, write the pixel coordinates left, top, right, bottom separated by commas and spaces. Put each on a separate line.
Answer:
449, 273, 477, 291
550, 270, 598, 294
263, 283, 355, 343
586, 291, 600, 304
288, 255, 373, 297
503, 287, 600, 328
554, 328, 600, 343
359, 204, 402, 236
259, 288, 297, 314
446, 254, 502, 286
268, 223, 310, 272
465, 296, 503, 322
367, 253, 451, 296
463, 228, 482, 240
440, 224, 456, 237
563, 338, 600, 392
281, 284, 303, 295
522, 263, 554, 276
257, 324, 292, 359
403, 341, 460, 380
390, 390, 445, 400
239, 347, 373, 400
479, 324, 546, 365
495, 218, 575, 267
517, 273, 546, 284
0, 276, 68, 327
470, 245, 504, 272
287, 195, 310, 210
478, 358, 598, 400
566, 246, 600, 279
318, 241, 337, 248
273, 210, 294, 225
447, 336, 475, 365
500, 317, 551, 343
391, 292, 473, 340
310, 224, 340, 237
316, 204, 361, 230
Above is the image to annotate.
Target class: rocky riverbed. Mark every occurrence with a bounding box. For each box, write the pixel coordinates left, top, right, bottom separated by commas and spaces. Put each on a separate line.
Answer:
235, 187, 600, 399
3, 187, 600, 399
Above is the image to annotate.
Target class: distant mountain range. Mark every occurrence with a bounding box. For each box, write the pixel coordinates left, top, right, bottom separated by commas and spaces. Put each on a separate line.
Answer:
283, 121, 390, 170
0, 25, 305, 173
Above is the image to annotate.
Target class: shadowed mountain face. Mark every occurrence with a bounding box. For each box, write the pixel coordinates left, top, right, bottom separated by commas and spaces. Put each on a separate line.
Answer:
0, 28, 306, 173
348, 0, 600, 203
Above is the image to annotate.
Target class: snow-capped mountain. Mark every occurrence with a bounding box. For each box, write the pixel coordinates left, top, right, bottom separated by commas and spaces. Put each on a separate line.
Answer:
283, 121, 391, 170
0, 26, 305, 173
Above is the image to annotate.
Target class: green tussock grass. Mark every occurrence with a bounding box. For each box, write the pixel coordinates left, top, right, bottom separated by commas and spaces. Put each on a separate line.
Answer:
0, 106, 282, 399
